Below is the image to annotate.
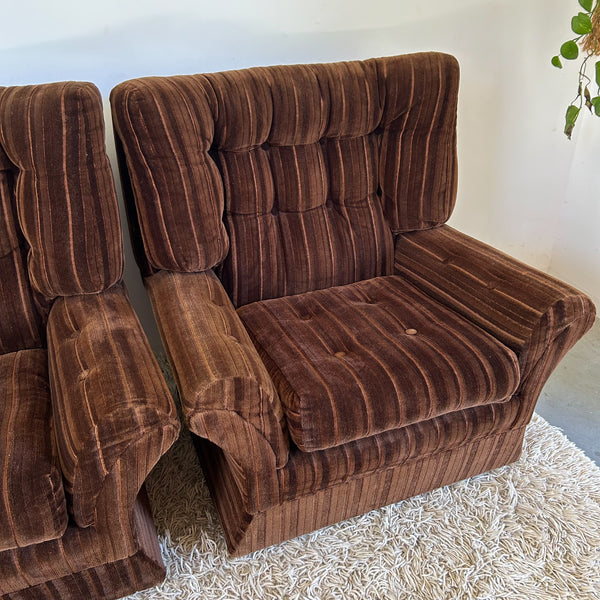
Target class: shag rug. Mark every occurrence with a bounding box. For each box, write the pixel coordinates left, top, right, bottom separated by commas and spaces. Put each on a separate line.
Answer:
126, 370, 600, 599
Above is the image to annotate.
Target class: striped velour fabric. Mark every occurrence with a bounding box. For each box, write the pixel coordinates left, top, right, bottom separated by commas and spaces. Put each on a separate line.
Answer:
0, 349, 67, 551
47, 284, 179, 528
197, 423, 526, 557
144, 269, 289, 512
238, 275, 520, 452
0, 83, 123, 300
379, 53, 459, 232
0, 80, 180, 599
1, 487, 165, 596
144, 269, 289, 470
393, 226, 597, 384
110, 53, 459, 306
110, 54, 596, 556
276, 397, 524, 502
211, 59, 394, 306
109, 76, 229, 275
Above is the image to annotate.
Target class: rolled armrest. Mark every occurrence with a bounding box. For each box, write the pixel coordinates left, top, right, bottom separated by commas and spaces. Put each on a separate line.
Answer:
394, 226, 595, 420
145, 269, 289, 510
47, 284, 180, 528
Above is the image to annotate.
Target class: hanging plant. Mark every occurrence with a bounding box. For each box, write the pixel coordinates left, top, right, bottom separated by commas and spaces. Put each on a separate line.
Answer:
552, 0, 600, 138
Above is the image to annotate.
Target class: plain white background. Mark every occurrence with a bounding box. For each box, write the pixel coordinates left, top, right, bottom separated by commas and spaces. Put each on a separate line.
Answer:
2, 0, 598, 348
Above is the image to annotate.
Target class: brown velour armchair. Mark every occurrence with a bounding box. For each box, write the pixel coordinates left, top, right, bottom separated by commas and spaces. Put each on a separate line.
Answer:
0, 82, 180, 599
110, 52, 596, 557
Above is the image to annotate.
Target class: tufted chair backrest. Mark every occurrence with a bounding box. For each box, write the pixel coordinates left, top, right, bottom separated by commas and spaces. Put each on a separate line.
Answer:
112, 52, 459, 307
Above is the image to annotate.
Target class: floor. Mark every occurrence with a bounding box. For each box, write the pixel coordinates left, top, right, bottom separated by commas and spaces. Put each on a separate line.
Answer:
536, 318, 600, 466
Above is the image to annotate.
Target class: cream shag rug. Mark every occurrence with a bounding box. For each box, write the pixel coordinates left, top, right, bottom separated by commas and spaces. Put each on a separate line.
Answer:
126, 391, 600, 599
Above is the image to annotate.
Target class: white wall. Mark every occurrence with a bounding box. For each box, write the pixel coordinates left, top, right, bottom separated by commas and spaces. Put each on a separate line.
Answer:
2, 0, 598, 348
548, 120, 600, 303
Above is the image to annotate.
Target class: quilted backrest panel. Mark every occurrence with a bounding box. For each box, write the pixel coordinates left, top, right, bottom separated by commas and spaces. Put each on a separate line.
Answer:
0, 82, 123, 301
209, 60, 394, 307
0, 143, 44, 353
111, 52, 459, 306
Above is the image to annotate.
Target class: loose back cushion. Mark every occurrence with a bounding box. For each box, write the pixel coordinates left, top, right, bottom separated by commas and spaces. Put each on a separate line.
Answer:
111, 53, 459, 306
0, 82, 123, 299
0, 349, 67, 550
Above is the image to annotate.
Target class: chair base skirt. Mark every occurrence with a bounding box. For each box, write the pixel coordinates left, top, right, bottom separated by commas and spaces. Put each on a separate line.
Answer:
0, 490, 165, 600
196, 426, 526, 557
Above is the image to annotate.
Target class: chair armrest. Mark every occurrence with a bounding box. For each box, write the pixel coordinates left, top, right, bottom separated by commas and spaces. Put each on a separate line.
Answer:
394, 226, 596, 420
47, 284, 180, 528
145, 269, 289, 511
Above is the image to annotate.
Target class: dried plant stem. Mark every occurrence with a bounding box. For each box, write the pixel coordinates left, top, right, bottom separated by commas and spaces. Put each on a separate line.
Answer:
582, 5, 600, 54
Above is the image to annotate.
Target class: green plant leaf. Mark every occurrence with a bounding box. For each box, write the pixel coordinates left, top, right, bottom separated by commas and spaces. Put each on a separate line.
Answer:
579, 0, 593, 12
572, 12, 593, 34
552, 55, 563, 68
560, 40, 580, 59
564, 105, 581, 139
596, 61, 600, 87
592, 96, 600, 116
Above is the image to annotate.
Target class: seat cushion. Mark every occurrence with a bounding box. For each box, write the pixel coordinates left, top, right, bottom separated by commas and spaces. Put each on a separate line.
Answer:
0, 349, 67, 551
238, 276, 520, 452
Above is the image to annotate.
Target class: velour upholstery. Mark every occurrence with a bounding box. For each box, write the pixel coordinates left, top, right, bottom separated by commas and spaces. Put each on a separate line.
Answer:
0, 82, 180, 599
111, 54, 459, 306
276, 398, 525, 503
0, 350, 67, 551
393, 226, 594, 383
238, 275, 520, 452
110, 52, 596, 556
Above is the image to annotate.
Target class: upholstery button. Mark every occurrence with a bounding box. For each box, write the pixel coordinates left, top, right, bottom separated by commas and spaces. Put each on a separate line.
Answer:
405, 328, 418, 336
334, 351, 346, 358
